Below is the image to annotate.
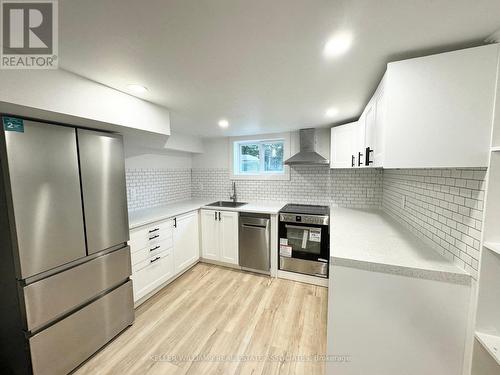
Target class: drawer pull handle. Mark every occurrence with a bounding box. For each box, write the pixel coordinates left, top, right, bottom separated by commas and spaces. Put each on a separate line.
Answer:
150, 257, 161, 263
148, 228, 159, 233
149, 235, 159, 240
150, 246, 160, 252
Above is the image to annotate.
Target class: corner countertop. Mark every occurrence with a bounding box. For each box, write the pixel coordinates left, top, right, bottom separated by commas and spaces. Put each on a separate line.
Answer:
129, 199, 285, 229
330, 207, 471, 284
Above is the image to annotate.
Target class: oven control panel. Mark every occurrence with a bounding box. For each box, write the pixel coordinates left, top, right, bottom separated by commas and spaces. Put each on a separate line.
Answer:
279, 213, 329, 226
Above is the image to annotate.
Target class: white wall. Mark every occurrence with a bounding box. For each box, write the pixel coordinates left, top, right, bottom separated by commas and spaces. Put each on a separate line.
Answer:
164, 132, 204, 154
0, 68, 171, 136
125, 148, 193, 169
192, 128, 330, 169
192, 137, 230, 169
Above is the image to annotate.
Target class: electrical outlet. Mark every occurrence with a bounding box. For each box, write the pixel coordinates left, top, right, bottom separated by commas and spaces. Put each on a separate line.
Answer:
401, 195, 406, 209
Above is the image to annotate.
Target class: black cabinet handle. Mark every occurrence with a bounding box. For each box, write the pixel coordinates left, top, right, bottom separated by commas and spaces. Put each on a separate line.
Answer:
365, 147, 374, 166
357, 152, 364, 167
351, 155, 355, 167
148, 235, 159, 241
148, 228, 159, 233
174, 217, 177, 228
150, 256, 161, 263
214, 211, 217, 220
150, 245, 160, 252
218, 212, 221, 221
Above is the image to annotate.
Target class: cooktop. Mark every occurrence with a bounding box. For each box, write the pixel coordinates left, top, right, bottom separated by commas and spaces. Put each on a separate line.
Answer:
280, 203, 329, 216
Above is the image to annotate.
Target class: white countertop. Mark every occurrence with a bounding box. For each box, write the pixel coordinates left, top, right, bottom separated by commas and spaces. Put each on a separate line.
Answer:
129, 199, 285, 229
330, 207, 470, 283
128, 199, 212, 229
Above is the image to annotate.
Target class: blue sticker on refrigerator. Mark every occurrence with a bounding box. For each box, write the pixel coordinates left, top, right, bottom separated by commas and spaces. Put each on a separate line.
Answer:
2, 117, 24, 132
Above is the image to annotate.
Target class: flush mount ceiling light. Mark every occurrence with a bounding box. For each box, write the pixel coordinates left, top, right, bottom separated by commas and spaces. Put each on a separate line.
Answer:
218, 119, 229, 128
325, 107, 339, 118
127, 84, 148, 94
323, 32, 353, 58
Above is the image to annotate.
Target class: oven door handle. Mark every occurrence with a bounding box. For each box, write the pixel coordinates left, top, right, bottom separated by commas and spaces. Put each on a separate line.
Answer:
284, 224, 322, 232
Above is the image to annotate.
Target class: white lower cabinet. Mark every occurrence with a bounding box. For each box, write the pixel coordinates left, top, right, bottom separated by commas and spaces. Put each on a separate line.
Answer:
200, 209, 219, 261
173, 211, 200, 274
130, 210, 200, 303
132, 249, 174, 301
201, 209, 239, 265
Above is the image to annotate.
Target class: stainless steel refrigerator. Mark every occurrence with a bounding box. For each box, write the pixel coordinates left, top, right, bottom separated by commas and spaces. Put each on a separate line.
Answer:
0, 116, 134, 375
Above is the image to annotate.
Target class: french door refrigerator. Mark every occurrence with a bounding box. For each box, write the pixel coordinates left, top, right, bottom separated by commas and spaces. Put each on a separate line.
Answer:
0, 117, 134, 375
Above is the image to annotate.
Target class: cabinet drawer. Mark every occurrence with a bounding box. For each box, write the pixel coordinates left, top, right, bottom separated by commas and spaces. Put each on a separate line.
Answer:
132, 251, 174, 301
131, 238, 173, 270
129, 220, 173, 252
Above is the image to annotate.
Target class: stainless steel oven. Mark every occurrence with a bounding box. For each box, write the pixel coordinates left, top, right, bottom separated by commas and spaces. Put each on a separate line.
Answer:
278, 204, 330, 278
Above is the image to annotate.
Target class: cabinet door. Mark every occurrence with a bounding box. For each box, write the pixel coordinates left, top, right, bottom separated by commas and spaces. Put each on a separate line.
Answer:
173, 211, 199, 273
220, 211, 239, 265
373, 83, 386, 167
384, 44, 497, 168
364, 104, 376, 166
200, 209, 219, 261
330, 122, 358, 169
356, 111, 367, 167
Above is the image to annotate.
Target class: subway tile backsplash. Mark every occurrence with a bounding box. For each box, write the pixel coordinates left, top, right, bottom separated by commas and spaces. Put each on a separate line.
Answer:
125, 165, 486, 279
383, 168, 486, 279
191, 166, 383, 207
126, 168, 192, 211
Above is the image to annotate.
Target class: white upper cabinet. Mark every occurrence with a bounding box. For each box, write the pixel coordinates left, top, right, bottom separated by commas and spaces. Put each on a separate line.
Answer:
363, 76, 386, 168
330, 122, 359, 168
333, 44, 499, 169
382, 44, 498, 168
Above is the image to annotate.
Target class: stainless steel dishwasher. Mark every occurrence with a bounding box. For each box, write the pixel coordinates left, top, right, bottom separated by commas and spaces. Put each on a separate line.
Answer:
239, 213, 270, 274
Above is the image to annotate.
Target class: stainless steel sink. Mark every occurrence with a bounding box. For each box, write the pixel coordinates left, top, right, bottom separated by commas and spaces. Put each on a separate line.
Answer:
207, 201, 247, 208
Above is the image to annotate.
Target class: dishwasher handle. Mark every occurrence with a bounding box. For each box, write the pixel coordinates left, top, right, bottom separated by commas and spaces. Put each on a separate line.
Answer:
241, 223, 268, 229
240, 217, 269, 227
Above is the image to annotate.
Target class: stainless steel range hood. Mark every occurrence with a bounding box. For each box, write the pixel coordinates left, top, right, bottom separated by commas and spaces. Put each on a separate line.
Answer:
284, 128, 329, 165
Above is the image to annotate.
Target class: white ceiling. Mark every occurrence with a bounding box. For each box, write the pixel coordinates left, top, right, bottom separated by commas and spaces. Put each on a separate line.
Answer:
59, 0, 500, 137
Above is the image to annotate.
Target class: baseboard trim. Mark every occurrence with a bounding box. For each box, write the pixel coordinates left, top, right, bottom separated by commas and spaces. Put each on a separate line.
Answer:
134, 259, 200, 308
199, 258, 241, 270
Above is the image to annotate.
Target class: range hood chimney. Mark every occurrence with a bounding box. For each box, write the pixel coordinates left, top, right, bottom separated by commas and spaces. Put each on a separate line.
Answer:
284, 128, 329, 165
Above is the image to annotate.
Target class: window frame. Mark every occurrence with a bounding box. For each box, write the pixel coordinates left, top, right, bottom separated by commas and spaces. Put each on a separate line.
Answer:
236, 139, 285, 175
229, 133, 291, 181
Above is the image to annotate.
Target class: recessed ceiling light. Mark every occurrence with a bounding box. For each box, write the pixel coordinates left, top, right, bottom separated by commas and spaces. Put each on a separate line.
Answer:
325, 107, 339, 118
127, 84, 148, 94
218, 119, 229, 128
323, 32, 353, 58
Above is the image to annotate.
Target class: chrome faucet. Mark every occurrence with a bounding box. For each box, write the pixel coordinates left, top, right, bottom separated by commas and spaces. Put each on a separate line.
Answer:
230, 181, 237, 202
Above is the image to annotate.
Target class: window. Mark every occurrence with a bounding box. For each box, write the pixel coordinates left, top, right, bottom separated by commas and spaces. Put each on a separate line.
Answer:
234, 139, 285, 175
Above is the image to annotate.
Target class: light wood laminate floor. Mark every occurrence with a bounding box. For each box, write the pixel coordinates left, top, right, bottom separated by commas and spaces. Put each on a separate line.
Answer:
75, 263, 328, 375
